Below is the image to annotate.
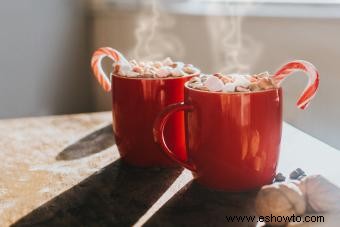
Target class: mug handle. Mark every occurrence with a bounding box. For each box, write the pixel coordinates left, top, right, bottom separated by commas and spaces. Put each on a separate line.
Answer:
153, 102, 197, 172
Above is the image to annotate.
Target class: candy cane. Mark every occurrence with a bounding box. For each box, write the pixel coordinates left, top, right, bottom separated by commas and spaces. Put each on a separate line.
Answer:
91, 47, 130, 92
272, 60, 319, 110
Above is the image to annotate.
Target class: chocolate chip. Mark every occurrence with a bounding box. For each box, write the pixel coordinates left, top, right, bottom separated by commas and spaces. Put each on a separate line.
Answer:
274, 172, 286, 182
289, 168, 307, 180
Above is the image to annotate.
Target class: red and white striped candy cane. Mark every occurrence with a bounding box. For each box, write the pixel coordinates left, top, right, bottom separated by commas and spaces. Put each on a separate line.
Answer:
91, 47, 130, 92
272, 60, 320, 110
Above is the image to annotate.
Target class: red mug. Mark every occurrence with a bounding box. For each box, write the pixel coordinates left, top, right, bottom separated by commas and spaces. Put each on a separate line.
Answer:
154, 60, 319, 191
91, 47, 198, 167
154, 85, 283, 191
111, 75, 195, 166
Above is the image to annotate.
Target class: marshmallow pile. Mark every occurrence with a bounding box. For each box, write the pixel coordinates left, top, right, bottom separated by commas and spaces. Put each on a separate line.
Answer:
187, 72, 278, 93
113, 57, 200, 78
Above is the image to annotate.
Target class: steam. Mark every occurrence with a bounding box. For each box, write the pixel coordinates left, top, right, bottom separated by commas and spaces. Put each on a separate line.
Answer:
132, 0, 184, 61
205, 1, 262, 74
131, 0, 261, 74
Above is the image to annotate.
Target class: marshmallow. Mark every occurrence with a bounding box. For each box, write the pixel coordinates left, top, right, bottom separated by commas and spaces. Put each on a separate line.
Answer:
174, 61, 184, 68
191, 82, 204, 89
256, 71, 270, 78
223, 83, 236, 92
125, 71, 139, 77
119, 63, 132, 74
233, 75, 251, 87
183, 65, 196, 75
156, 68, 171, 78
171, 68, 185, 77
204, 75, 224, 92
162, 57, 173, 66
132, 66, 143, 74
235, 86, 250, 92
257, 78, 276, 90
154, 61, 162, 68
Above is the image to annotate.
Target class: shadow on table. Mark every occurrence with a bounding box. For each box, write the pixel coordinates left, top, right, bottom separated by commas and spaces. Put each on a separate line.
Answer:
12, 160, 183, 227
56, 124, 115, 160
144, 181, 258, 227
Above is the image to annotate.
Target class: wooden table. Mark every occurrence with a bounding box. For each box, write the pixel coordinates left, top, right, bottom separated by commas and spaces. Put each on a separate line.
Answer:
0, 112, 339, 227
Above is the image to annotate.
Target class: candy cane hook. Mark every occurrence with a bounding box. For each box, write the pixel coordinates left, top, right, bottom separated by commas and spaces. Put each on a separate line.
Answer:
272, 60, 319, 110
91, 47, 130, 92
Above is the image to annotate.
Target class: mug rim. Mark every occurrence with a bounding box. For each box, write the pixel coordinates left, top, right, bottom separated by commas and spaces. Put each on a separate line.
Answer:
111, 72, 199, 81
184, 81, 281, 95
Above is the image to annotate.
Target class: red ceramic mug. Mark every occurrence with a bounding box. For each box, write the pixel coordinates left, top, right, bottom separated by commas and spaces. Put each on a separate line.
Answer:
154, 60, 319, 191
154, 85, 283, 191
91, 47, 198, 167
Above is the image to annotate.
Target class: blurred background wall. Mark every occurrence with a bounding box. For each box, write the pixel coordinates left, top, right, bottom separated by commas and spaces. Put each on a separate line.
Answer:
0, 0, 339, 150
0, 0, 92, 118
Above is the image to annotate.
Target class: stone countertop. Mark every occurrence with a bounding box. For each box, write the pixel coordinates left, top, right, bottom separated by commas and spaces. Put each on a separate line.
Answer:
0, 112, 339, 227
